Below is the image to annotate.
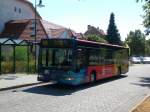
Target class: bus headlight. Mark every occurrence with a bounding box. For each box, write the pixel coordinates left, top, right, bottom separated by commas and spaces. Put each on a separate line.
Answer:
64, 77, 75, 80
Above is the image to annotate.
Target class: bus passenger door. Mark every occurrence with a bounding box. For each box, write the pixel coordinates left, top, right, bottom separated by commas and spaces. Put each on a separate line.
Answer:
76, 48, 87, 71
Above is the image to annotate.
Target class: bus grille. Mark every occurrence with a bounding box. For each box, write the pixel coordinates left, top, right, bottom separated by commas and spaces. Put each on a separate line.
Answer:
49, 70, 65, 80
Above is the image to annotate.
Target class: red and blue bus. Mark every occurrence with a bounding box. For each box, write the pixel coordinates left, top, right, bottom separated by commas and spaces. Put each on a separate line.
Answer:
38, 39, 129, 85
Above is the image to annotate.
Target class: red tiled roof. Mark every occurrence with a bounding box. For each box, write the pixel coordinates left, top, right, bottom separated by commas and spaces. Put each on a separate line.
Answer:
0, 20, 29, 38
41, 20, 65, 29
50, 29, 66, 38
0, 19, 46, 41
40, 20, 66, 38
0, 19, 81, 41
40, 20, 78, 38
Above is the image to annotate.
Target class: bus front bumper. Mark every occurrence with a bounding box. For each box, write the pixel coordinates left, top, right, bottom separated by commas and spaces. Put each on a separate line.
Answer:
38, 74, 52, 82
59, 76, 85, 86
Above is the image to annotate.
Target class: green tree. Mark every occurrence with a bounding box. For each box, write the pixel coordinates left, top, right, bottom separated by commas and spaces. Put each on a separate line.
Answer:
137, 0, 150, 35
145, 39, 150, 56
86, 34, 108, 43
125, 30, 146, 56
106, 13, 122, 45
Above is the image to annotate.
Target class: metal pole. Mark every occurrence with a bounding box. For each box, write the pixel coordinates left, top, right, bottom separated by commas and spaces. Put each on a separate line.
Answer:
13, 45, 16, 74
0, 45, 1, 75
27, 45, 30, 74
34, 0, 37, 73
34, 0, 44, 73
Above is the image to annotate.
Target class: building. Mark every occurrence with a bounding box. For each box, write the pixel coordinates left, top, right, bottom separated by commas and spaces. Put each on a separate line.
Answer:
84, 25, 106, 37
0, 0, 82, 40
0, 19, 79, 41
0, 0, 41, 33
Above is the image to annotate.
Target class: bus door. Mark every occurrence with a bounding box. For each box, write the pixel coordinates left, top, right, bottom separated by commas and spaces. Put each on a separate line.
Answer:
76, 48, 87, 71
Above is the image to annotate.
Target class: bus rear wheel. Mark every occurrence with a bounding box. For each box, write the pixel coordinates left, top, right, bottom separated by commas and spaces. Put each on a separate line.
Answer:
90, 72, 96, 82
118, 67, 121, 76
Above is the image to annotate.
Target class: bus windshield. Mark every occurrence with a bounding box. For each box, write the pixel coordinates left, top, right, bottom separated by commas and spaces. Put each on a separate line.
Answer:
40, 48, 73, 68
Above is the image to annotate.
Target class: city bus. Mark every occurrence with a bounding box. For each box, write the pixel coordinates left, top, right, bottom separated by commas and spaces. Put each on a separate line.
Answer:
38, 38, 129, 85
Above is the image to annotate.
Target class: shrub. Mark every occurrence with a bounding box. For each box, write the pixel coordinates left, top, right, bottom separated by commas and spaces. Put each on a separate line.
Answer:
15, 46, 27, 61
1, 62, 13, 73
15, 61, 27, 73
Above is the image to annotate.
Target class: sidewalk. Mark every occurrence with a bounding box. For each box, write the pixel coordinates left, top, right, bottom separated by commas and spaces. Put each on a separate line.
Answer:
0, 74, 42, 91
130, 95, 150, 112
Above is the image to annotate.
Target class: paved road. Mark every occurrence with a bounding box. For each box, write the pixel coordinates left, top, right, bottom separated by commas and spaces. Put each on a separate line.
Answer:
0, 65, 150, 112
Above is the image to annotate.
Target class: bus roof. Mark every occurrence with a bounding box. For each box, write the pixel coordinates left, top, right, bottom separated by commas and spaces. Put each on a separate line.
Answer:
76, 39, 127, 49
40, 38, 128, 49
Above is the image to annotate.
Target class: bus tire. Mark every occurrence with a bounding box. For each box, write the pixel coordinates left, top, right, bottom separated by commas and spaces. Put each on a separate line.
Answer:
118, 67, 121, 75
90, 72, 96, 82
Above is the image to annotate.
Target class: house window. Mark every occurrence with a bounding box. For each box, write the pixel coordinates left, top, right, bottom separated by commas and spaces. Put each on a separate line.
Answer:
19, 8, 21, 14
14, 7, 17, 12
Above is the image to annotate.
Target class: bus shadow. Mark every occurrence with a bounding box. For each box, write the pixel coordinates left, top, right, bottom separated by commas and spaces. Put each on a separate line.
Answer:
131, 77, 150, 89
23, 75, 127, 96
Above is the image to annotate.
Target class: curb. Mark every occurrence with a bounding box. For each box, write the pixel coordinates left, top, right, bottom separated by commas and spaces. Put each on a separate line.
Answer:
0, 82, 44, 91
129, 94, 150, 112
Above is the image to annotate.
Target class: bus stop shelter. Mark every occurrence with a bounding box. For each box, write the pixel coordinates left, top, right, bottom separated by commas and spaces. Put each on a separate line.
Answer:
0, 38, 30, 75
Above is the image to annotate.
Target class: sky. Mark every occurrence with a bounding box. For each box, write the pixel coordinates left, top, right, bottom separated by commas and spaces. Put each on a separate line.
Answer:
30, 0, 146, 41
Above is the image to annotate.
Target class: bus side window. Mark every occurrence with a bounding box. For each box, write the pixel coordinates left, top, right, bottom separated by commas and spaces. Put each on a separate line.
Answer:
88, 49, 99, 66
105, 49, 113, 65
48, 49, 52, 66
76, 48, 86, 70
99, 48, 105, 65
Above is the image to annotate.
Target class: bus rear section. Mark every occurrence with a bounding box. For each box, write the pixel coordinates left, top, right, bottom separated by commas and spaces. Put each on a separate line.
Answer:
76, 44, 128, 83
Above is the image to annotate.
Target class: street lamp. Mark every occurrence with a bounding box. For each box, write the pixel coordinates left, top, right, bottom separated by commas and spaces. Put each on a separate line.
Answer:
34, 0, 44, 72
